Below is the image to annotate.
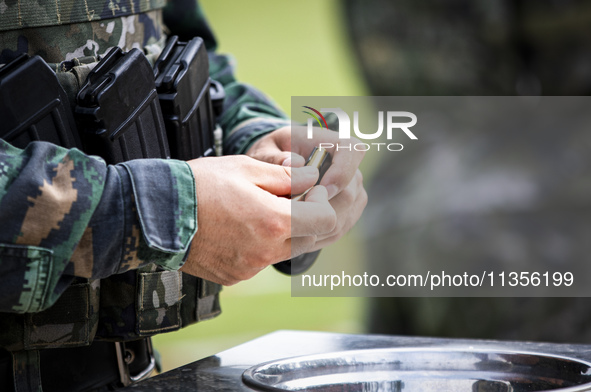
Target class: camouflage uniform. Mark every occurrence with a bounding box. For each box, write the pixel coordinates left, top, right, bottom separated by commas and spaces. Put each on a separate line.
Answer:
0, 0, 290, 390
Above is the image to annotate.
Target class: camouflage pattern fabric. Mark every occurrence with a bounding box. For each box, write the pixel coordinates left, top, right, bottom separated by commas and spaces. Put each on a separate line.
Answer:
0, 140, 196, 315
0, 10, 291, 388
0, 278, 100, 351
96, 267, 220, 341
0, 0, 166, 31
0, 0, 289, 315
0, 0, 288, 389
0, 9, 166, 64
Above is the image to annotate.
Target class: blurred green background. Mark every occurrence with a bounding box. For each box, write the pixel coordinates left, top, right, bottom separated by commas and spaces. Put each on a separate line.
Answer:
153, 0, 369, 372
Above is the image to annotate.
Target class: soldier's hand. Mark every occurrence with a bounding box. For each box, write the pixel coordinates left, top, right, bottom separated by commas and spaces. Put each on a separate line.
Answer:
247, 126, 367, 250
181, 155, 336, 285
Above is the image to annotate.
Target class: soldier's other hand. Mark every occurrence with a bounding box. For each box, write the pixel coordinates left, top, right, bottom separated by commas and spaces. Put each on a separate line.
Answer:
181, 155, 336, 285
247, 126, 367, 250
309, 168, 366, 250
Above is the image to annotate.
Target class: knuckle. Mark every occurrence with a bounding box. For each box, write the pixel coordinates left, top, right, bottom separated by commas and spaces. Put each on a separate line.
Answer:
356, 169, 364, 184
223, 278, 240, 287
360, 188, 368, 208
334, 217, 347, 236
324, 210, 338, 234
244, 250, 280, 270
321, 235, 339, 247
263, 213, 290, 238
298, 236, 317, 255
333, 213, 350, 238
280, 165, 292, 182
341, 187, 356, 205
232, 267, 255, 282
305, 236, 317, 252
280, 247, 292, 262
216, 272, 240, 286
308, 234, 318, 246
254, 252, 274, 268
234, 154, 252, 165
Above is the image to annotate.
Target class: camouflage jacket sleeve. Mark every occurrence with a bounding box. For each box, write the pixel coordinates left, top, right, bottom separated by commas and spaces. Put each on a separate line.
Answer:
163, 0, 291, 155
0, 140, 197, 313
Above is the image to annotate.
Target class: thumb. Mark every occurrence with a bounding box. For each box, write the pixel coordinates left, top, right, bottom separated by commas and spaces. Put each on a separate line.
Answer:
252, 161, 293, 196
281, 153, 306, 168
263, 149, 291, 166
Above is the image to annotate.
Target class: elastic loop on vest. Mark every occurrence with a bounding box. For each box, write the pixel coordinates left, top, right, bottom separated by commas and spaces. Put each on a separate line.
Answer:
137, 270, 182, 335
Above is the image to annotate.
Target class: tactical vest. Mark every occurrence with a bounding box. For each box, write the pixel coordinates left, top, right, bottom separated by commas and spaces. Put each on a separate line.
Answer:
0, 272, 221, 352
0, 38, 222, 353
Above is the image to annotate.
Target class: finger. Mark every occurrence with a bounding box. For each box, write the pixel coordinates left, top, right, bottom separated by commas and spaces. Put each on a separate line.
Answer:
320, 145, 365, 200
289, 236, 317, 258
247, 129, 291, 164
323, 170, 363, 218
290, 126, 365, 199
291, 166, 319, 196
265, 150, 292, 166
249, 142, 291, 165
283, 153, 306, 168
291, 185, 336, 237
247, 127, 303, 167
314, 184, 367, 247
332, 171, 360, 206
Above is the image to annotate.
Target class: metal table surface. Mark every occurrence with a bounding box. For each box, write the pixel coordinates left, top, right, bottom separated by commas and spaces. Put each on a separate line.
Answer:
123, 330, 591, 391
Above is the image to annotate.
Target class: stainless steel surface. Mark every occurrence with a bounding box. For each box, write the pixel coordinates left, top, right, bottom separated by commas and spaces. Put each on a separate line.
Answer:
124, 331, 591, 391
243, 347, 591, 391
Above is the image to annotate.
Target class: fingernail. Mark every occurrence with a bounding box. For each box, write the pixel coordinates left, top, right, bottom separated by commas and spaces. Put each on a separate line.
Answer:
282, 157, 292, 167
326, 185, 338, 199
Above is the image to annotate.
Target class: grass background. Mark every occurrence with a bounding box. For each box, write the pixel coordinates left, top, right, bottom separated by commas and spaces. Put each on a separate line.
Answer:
152, 0, 372, 372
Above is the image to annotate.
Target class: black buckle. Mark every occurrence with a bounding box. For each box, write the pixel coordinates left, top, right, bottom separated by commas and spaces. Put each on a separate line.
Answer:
114, 339, 156, 387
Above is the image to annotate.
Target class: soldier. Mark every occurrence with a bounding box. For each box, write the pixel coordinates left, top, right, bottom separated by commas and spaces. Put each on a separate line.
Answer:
0, 0, 367, 390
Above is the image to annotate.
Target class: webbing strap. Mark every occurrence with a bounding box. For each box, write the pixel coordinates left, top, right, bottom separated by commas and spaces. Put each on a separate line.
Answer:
0, 272, 222, 349
0, 0, 166, 32
25, 281, 99, 350
196, 279, 221, 321
12, 350, 42, 392
0, 279, 99, 352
